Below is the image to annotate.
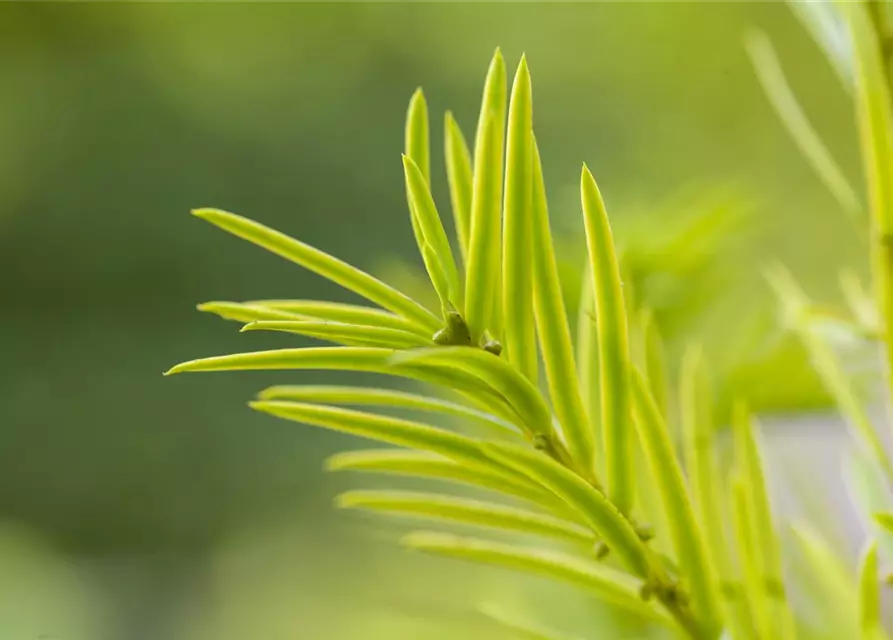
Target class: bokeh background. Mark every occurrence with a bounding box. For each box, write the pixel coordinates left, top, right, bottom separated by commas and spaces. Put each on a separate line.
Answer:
0, 3, 870, 639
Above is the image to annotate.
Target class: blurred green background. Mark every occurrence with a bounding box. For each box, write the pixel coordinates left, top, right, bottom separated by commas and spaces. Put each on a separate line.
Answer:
0, 3, 866, 639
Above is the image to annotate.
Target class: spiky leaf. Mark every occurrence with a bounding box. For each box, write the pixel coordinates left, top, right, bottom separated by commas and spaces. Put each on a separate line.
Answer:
465, 49, 507, 340
502, 55, 537, 382
338, 490, 595, 547
445, 112, 474, 263
403, 532, 674, 627
190, 209, 439, 332
242, 320, 431, 349
531, 138, 596, 473
631, 369, 721, 635
581, 166, 634, 515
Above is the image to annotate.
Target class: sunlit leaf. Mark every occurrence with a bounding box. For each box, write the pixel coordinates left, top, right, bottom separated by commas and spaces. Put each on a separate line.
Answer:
639, 309, 668, 421
166, 345, 394, 376
445, 111, 474, 264
480, 441, 652, 580
404, 155, 463, 310
420, 240, 454, 311
403, 532, 674, 627
191, 208, 439, 332
581, 165, 634, 516
337, 489, 595, 547
405, 88, 431, 183
405, 88, 431, 252
326, 449, 566, 514
680, 346, 731, 587
575, 266, 601, 460
731, 403, 797, 640
530, 138, 595, 473
502, 55, 537, 383
245, 299, 430, 336
197, 301, 303, 324
248, 401, 537, 492
165, 346, 518, 424
680, 373, 756, 640
394, 347, 553, 439
630, 368, 721, 635
259, 385, 522, 440
260, 402, 575, 523
465, 49, 507, 341
730, 476, 767, 640
242, 320, 432, 349
631, 437, 673, 560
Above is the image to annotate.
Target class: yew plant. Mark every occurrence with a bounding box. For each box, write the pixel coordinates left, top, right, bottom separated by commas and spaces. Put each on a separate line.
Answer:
167, 8, 893, 634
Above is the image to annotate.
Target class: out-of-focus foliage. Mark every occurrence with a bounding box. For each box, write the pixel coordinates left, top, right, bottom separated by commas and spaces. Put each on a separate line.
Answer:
0, 522, 110, 640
